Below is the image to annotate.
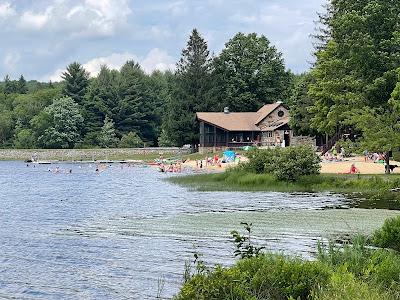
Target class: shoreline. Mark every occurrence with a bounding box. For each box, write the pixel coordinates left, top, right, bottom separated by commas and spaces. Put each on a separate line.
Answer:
0, 148, 190, 162
167, 171, 400, 201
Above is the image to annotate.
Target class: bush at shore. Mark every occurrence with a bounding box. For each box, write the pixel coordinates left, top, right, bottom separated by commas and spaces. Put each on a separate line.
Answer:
175, 254, 331, 300
174, 217, 400, 300
169, 145, 400, 194
243, 146, 321, 181
373, 215, 400, 252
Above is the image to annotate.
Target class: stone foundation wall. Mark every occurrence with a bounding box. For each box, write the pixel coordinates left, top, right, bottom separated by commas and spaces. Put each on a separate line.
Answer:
0, 148, 191, 161
291, 136, 317, 148
199, 147, 226, 154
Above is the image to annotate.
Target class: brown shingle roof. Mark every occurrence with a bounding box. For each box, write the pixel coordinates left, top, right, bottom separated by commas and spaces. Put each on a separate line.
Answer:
196, 103, 286, 132
196, 112, 260, 131
260, 118, 289, 131
255, 102, 282, 124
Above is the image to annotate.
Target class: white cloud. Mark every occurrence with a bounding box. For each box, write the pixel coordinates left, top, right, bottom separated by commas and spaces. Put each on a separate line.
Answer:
43, 49, 175, 81
0, 1, 15, 19
225, 3, 317, 72
19, 10, 49, 30
168, 1, 188, 17
149, 26, 173, 40
44, 68, 65, 82
83, 52, 139, 76
17, 0, 132, 37
3, 52, 20, 71
141, 48, 175, 73
229, 14, 258, 24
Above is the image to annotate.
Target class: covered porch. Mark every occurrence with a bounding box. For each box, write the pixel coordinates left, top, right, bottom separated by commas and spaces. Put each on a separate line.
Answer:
199, 121, 261, 149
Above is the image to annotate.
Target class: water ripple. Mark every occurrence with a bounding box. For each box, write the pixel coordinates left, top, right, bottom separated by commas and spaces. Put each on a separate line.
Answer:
0, 161, 399, 299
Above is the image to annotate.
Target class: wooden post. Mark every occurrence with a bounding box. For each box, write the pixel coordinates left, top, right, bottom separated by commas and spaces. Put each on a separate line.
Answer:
213, 126, 217, 152
199, 122, 205, 148
385, 151, 391, 174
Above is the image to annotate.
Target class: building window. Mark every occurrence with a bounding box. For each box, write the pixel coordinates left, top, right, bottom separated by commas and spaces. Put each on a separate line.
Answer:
266, 131, 273, 138
278, 110, 285, 117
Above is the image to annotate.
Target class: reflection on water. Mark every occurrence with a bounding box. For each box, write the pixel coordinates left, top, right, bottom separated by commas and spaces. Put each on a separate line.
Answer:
346, 192, 400, 210
0, 161, 399, 299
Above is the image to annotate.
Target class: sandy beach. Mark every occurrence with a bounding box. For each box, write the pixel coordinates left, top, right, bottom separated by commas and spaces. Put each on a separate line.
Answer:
182, 155, 399, 175
320, 156, 400, 175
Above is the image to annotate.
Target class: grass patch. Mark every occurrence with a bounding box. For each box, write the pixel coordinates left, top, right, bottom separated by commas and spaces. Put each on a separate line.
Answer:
168, 169, 400, 194
175, 220, 400, 300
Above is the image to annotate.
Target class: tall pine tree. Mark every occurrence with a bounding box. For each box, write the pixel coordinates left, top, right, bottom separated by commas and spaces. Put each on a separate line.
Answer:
84, 65, 120, 138
17, 75, 28, 94
99, 116, 119, 148
62, 62, 90, 105
117, 61, 157, 145
163, 29, 213, 146
4, 75, 15, 96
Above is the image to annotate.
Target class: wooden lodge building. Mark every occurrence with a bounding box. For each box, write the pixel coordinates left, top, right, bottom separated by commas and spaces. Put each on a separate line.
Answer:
196, 102, 315, 152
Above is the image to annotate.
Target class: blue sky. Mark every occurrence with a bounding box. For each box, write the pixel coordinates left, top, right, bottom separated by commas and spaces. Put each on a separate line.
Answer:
0, 0, 326, 81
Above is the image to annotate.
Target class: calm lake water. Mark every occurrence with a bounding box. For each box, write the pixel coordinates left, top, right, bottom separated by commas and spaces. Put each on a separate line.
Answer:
0, 161, 399, 299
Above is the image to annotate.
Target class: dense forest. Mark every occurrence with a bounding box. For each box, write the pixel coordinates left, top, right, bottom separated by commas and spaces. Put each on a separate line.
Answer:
1, 0, 400, 151
290, 0, 400, 154
0, 30, 292, 149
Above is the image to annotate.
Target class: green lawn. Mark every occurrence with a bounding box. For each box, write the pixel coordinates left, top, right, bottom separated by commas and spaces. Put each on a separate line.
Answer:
168, 170, 400, 194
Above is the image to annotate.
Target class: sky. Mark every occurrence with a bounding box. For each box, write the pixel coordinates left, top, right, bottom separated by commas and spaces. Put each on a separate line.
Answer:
0, 0, 327, 82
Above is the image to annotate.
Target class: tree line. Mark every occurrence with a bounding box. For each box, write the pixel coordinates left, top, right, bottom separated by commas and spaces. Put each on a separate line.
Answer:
3, 0, 397, 152
289, 0, 400, 169
0, 30, 293, 149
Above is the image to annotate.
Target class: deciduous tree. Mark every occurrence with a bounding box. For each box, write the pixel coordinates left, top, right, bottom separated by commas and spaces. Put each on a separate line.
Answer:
213, 33, 291, 112
39, 96, 84, 148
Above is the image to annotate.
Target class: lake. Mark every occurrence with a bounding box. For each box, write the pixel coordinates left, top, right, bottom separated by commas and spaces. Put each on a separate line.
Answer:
0, 161, 398, 299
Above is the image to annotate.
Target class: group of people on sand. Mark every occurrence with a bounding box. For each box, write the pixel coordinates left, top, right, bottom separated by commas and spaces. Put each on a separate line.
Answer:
196, 154, 223, 169
324, 146, 346, 161
159, 162, 182, 173
363, 150, 387, 164
157, 154, 184, 173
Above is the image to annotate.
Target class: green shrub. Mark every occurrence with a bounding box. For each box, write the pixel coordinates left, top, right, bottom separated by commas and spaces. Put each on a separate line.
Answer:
14, 129, 36, 149
373, 215, 400, 252
243, 146, 321, 181
243, 148, 278, 174
317, 235, 371, 277
272, 146, 321, 181
174, 254, 331, 300
119, 132, 143, 148
313, 268, 392, 300
318, 235, 400, 296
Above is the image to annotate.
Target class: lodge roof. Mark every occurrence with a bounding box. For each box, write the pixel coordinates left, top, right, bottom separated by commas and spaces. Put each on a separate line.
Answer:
196, 102, 289, 132
260, 117, 290, 131
196, 112, 260, 131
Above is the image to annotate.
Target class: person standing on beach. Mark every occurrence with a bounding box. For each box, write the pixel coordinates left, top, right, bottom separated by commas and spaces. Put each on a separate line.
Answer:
363, 150, 369, 162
